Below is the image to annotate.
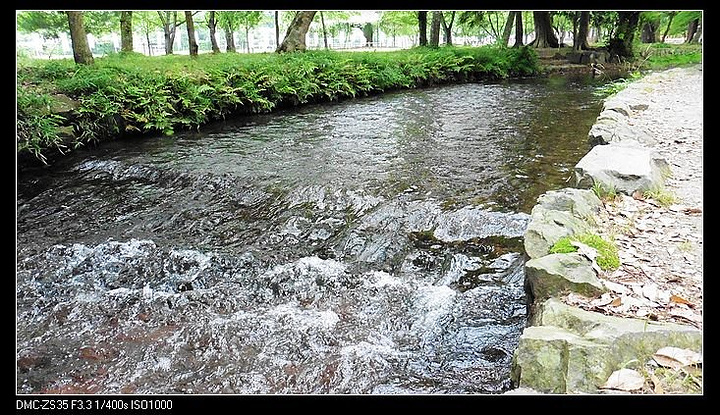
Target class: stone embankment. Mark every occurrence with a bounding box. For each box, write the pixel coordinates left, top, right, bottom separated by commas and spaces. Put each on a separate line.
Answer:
509, 65, 703, 394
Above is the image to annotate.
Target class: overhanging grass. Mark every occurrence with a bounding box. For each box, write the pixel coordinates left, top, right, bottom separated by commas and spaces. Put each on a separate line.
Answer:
17, 46, 539, 164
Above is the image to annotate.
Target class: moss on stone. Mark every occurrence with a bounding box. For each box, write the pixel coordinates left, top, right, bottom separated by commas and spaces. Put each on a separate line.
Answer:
549, 233, 620, 271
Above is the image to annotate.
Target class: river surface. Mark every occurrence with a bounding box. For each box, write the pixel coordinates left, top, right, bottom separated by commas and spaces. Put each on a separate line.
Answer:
17, 75, 605, 394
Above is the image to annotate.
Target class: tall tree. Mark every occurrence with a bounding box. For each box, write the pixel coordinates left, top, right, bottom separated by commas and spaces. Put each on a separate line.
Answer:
217, 11, 240, 52
206, 11, 221, 53
184, 11, 199, 56
379, 11, 417, 47
529, 11, 558, 48
513, 11, 524, 47
429, 11, 441, 47
65, 11, 94, 64
157, 11, 185, 55
277, 11, 316, 52
418, 11, 428, 46
661, 11, 676, 43
120, 11, 133, 52
685, 17, 700, 43
132, 11, 160, 56
456, 11, 487, 43
574, 11, 590, 50
320, 11, 328, 49
275, 11, 280, 48
609, 11, 640, 58
440, 11, 456, 45
501, 11, 515, 46
236, 11, 263, 53
640, 12, 662, 43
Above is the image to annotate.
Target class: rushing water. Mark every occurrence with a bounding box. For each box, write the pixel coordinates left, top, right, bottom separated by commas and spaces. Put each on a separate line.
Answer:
16, 75, 605, 394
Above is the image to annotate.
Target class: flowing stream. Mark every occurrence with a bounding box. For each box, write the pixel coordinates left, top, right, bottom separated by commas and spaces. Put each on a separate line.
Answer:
17, 75, 605, 394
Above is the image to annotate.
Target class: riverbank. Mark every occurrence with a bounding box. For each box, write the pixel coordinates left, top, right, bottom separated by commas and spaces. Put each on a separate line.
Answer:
17, 46, 539, 165
511, 64, 703, 394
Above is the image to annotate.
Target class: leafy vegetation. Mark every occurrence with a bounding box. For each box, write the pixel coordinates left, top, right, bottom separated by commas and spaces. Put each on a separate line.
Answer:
17, 46, 539, 163
550, 233, 621, 271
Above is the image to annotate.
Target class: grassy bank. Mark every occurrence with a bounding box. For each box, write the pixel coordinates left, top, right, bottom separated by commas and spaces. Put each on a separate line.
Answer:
17, 46, 539, 164
637, 42, 702, 70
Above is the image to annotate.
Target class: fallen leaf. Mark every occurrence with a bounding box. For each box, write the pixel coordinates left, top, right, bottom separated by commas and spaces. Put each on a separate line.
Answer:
670, 294, 694, 307
570, 241, 602, 274
668, 308, 702, 326
591, 292, 615, 307
649, 371, 664, 394
601, 368, 645, 391
610, 297, 622, 307
653, 347, 702, 369
641, 283, 670, 304
602, 280, 630, 295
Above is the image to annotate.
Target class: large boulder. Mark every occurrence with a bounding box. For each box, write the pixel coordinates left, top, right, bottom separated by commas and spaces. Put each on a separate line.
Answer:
523, 189, 601, 259
512, 299, 702, 394
574, 140, 669, 195
588, 118, 656, 146
525, 253, 605, 300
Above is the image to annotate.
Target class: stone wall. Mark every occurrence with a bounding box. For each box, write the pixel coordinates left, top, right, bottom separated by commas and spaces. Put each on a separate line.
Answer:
510, 74, 702, 394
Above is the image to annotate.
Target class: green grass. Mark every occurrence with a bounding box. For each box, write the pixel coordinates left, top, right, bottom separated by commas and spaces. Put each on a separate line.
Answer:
637, 43, 702, 71
593, 43, 701, 98
591, 182, 619, 202
644, 187, 678, 207
550, 232, 621, 271
17, 46, 540, 164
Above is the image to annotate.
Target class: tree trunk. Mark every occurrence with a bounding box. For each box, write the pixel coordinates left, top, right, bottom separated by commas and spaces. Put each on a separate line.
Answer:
513, 11, 524, 47
691, 19, 701, 43
574, 11, 590, 50
225, 28, 236, 52
208, 11, 220, 53
145, 30, 152, 56
661, 12, 675, 43
320, 11, 328, 49
245, 26, 251, 53
418, 11, 427, 46
610, 11, 640, 58
530, 11, 559, 48
429, 11, 441, 47
277, 11, 316, 52
185, 11, 198, 57
158, 11, 178, 55
120, 11, 133, 52
65, 11, 94, 65
275, 11, 280, 48
502, 11, 515, 46
685, 18, 699, 43
440, 11, 455, 45
641, 22, 657, 43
